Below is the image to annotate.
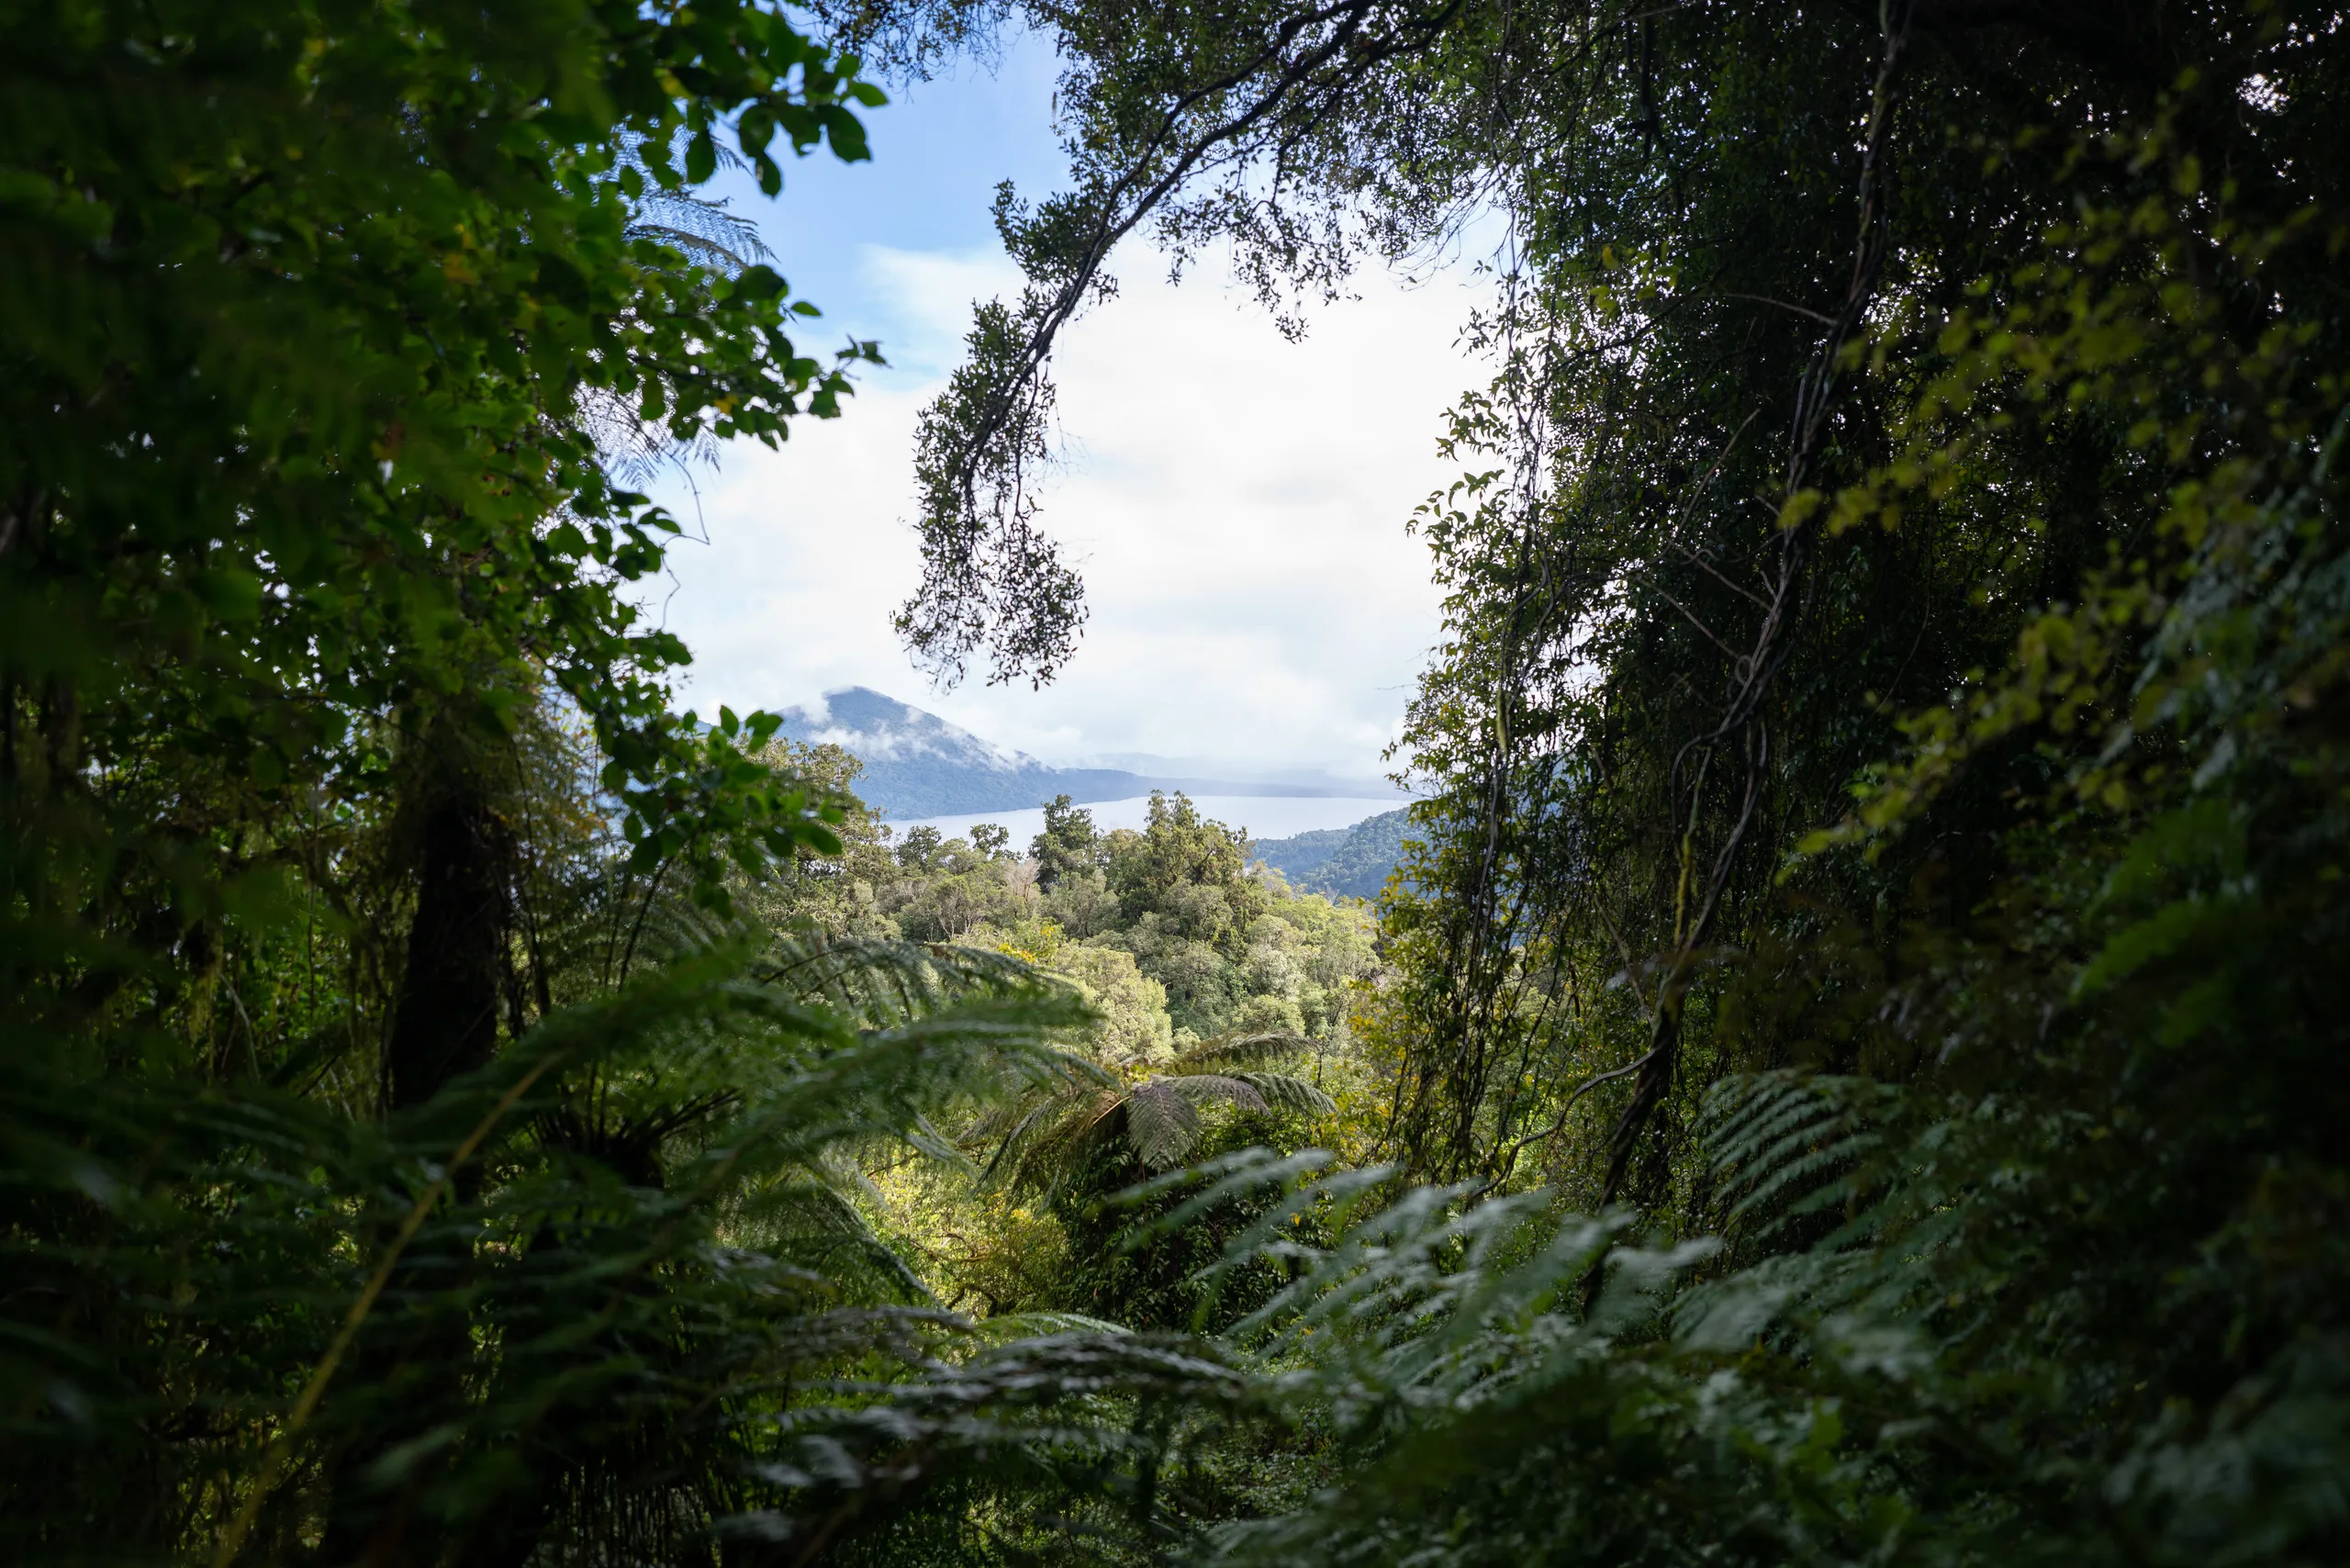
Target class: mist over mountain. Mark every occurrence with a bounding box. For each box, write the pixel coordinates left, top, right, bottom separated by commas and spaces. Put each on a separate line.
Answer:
775, 688, 1401, 819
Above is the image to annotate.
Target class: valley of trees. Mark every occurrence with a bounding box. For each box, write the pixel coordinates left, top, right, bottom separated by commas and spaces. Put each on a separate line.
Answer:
777, 773, 1379, 1046
758, 767, 1382, 1324
4, 0, 2346, 1564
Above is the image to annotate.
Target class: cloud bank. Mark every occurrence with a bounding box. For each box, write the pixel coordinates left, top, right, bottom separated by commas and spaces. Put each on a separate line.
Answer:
647, 241, 1485, 776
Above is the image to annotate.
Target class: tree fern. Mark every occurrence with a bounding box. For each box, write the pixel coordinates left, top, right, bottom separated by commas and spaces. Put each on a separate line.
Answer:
0, 928, 1130, 1564
981, 1033, 1338, 1195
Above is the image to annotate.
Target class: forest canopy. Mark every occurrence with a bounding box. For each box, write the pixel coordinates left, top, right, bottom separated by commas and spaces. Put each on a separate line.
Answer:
5, 0, 2347, 1564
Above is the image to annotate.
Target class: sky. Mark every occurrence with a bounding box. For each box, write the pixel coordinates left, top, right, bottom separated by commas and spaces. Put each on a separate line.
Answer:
644, 31, 1489, 780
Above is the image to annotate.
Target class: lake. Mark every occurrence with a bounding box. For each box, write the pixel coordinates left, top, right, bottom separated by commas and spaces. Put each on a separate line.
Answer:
890, 794, 1404, 847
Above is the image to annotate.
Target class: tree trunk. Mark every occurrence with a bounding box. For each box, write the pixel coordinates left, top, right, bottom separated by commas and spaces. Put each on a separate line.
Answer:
321, 741, 517, 1567
386, 784, 508, 1110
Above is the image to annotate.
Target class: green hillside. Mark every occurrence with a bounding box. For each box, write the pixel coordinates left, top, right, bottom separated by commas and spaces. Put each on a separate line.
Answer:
1251, 807, 1410, 900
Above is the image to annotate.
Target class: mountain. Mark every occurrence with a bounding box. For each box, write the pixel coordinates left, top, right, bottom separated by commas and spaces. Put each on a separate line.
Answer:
772, 688, 1385, 819
1249, 807, 1414, 901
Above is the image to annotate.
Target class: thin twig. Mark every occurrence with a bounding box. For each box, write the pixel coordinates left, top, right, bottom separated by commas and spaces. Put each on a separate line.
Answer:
1488, 1047, 1658, 1172
1718, 289, 1838, 325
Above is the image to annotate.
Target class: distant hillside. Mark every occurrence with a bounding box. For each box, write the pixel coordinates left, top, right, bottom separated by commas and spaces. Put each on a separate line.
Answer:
1250, 807, 1413, 901
773, 688, 1382, 820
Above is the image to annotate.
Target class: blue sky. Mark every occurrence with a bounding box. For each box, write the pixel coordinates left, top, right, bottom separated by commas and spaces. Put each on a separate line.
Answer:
705, 37, 1068, 376
646, 29, 1486, 778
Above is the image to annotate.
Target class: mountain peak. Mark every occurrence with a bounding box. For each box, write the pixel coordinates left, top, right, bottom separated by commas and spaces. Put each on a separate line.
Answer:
772, 688, 1400, 820
784, 687, 1037, 774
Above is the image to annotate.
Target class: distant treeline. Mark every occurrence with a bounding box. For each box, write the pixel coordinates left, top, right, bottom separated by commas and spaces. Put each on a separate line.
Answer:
1248, 808, 1410, 900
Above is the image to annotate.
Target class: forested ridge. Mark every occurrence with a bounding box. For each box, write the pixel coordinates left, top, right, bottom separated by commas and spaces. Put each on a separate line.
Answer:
4, 0, 2346, 1565
1248, 807, 1411, 899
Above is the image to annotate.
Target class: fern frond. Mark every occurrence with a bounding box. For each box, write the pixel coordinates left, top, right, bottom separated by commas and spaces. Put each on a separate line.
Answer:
1125, 1081, 1203, 1170
980, 1086, 1125, 1193
758, 932, 1081, 1031
1165, 1030, 1315, 1075
1704, 1071, 1900, 1241
1228, 1070, 1337, 1116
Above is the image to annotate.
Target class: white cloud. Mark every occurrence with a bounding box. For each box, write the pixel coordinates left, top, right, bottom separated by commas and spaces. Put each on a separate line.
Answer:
648, 241, 1485, 775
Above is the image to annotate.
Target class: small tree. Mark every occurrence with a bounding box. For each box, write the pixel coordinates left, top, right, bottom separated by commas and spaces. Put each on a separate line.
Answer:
1030, 792, 1102, 889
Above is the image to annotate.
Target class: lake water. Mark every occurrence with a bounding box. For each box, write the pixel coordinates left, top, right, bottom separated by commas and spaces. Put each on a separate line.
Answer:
890, 794, 1404, 848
